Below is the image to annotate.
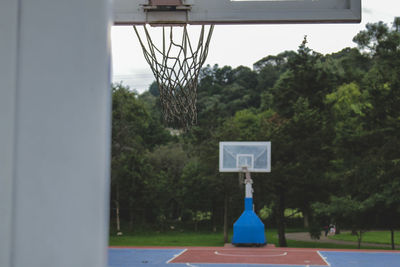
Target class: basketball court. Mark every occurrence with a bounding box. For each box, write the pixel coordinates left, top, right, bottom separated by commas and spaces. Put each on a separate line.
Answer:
109, 246, 400, 267
107, 3, 394, 267
2, 1, 372, 267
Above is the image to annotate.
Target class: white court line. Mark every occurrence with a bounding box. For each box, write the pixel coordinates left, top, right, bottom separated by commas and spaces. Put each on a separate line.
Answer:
166, 248, 188, 264
186, 263, 199, 267
197, 248, 324, 253
317, 251, 331, 266
214, 248, 323, 253
320, 250, 400, 254
214, 250, 288, 257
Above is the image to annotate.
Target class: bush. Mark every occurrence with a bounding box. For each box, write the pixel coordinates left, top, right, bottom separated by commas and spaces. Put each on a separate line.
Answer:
309, 224, 322, 240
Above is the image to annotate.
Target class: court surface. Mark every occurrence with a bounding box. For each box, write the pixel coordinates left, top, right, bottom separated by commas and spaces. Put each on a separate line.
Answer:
108, 246, 400, 267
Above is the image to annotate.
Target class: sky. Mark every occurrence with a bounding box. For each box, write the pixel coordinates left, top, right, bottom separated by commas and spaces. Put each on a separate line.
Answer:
111, 0, 399, 94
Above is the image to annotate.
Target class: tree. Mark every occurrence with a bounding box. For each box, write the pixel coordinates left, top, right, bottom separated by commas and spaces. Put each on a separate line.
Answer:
111, 83, 174, 232
146, 143, 189, 223
367, 179, 400, 250
180, 158, 215, 231
354, 19, 400, 242
149, 81, 160, 97
256, 38, 335, 246
321, 19, 400, 247
323, 48, 372, 85
271, 37, 332, 117
313, 196, 374, 248
111, 83, 151, 233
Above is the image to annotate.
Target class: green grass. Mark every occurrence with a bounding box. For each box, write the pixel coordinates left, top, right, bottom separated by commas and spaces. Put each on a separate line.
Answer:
109, 229, 289, 247
330, 231, 400, 245
109, 231, 228, 247
109, 228, 397, 250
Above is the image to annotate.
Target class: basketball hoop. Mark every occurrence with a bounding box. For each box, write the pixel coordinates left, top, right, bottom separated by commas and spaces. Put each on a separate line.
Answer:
133, 19, 214, 130
122, 0, 360, 130
219, 142, 270, 246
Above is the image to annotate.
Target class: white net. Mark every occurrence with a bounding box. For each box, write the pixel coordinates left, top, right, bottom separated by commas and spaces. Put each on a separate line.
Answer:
133, 25, 214, 130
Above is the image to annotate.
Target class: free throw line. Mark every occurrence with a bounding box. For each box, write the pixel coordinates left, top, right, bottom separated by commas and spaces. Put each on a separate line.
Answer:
214, 250, 288, 257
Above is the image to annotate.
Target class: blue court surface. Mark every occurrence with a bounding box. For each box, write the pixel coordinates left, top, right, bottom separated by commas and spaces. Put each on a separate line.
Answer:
109, 248, 400, 267
108, 249, 183, 266
319, 251, 400, 267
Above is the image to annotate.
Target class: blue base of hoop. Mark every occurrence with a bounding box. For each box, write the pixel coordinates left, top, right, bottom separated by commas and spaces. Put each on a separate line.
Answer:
232, 198, 266, 246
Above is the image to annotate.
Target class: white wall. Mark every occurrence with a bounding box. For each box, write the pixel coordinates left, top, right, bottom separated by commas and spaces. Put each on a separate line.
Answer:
0, 0, 112, 266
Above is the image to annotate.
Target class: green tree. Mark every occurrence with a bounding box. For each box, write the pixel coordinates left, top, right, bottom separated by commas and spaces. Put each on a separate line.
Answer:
111, 83, 151, 233
146, 143, 189, 224
271, 37, 331, 117
256, 38, 336, 246
149, 81, 160, 97
320, 19, 400, 248
180, 158, 215, 231
313, 196, 374, 248
354, 19, 400, 249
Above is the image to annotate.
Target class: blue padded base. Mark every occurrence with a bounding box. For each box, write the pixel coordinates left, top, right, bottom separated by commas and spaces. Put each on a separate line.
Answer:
232, 199, 266, 245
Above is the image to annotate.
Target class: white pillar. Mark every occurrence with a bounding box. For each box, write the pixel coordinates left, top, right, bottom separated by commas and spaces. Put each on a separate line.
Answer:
0, 1, 18, 266
0, 0, 112, 266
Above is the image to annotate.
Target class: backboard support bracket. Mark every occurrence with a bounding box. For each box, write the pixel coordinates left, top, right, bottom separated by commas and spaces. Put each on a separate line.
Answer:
113, 0, 362, 26
142, 0, 192, 11
140, 0, 192, 25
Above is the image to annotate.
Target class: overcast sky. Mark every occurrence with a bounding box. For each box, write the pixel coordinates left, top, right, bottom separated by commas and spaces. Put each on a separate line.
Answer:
111, 0, 399, 93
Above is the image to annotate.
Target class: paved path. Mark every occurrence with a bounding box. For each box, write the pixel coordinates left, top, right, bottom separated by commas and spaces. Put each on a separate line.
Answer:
285, 232, 395, 249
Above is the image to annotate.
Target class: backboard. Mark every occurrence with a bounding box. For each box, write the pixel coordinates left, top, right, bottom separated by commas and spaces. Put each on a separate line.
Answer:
113, 0, 361, 25
219, 142, 271, 172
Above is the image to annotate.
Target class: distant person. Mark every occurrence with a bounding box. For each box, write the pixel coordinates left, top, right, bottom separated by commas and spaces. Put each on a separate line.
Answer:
328, 224, 336, 236
330, 225, 336, 235
324, 225, 329, 237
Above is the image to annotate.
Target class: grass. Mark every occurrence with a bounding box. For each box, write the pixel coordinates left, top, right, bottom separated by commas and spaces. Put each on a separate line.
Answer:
330, 231, 400, 245
109, 228, 288, 247
286, 240, 385, 250
109, 231, 228, 247
109, 228, 397, 250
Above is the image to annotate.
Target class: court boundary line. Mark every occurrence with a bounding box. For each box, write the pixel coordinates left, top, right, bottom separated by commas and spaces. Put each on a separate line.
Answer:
166, 248, 187, 264
319, 250, 400, 254
317, 251, 331, 266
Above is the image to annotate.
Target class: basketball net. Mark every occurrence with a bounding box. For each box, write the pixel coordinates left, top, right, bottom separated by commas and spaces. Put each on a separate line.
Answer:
133, 25, 214, 130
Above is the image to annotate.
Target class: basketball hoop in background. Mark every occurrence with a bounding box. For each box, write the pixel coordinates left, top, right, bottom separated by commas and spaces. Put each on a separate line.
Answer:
133, 23, 214, 129
219, 141, 271, 246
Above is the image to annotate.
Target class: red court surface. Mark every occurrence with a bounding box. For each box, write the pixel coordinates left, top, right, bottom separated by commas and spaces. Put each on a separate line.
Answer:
169, 246, 329, 266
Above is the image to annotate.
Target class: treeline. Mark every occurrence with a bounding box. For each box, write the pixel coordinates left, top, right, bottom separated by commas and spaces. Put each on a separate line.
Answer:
110, 19, 400, 247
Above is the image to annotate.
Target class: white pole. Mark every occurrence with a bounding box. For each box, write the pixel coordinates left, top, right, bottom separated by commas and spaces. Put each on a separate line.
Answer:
242, 167, 254, 211
0, 0, 112, 266
0, 1, 18, 266
245, 175, 253, 199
